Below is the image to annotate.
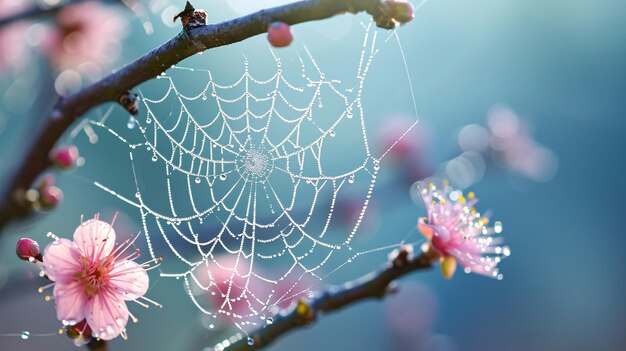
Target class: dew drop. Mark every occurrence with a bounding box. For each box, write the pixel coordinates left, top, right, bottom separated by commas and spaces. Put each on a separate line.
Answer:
127, 116, 136, 129
146, 117, 151, 124
266, 317, 273, 325
247, 337, 254, 346
195, 177, 201, 184
151, 155, 158, 162
329, 130, 335, 137
219, 174, 227, 181
20, 331, 30, 340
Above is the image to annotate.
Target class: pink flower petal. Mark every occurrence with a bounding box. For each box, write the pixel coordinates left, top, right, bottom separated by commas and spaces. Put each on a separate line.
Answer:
73, 219, 116, 260
109, 260, 149, 300
85, 290, 129, 340
43, 238, 82, 283
53, 281, 87, 324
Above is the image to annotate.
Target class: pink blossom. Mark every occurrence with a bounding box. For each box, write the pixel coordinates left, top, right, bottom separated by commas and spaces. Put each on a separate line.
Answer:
0, 0, 30, 75
40, 1, 128, 75
417, 181, 510, 279
42, 217, 156, 340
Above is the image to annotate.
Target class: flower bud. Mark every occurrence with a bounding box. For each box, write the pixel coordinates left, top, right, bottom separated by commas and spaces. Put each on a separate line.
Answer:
16, 238, 41, 262
440, 255, 457, 279
267, 22, 293, 48
51, 146, 79, 169
39, 185, 63, 209
381, 0, 415, 25
66, 320, 92, 340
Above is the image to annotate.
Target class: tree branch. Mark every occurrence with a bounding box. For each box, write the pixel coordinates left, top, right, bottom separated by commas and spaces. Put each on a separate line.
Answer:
218, 247, 437, 351
86, 339, 108, 351
0, 0, 392, 232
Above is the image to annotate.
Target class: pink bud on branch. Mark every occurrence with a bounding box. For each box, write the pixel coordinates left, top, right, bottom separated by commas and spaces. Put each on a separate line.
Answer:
16, 237, 42, 262
39, 184, 63, 209
50, 146, 79, 169
267, 22, 293, 48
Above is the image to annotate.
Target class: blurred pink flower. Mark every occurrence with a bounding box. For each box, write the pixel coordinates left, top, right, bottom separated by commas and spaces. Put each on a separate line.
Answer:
192, 255, 317, 326
416, 181, 509, 279
0, 0, 30, 74
377, 116, 434, 182
40, 1, 128, 76
43, 217, 154, 340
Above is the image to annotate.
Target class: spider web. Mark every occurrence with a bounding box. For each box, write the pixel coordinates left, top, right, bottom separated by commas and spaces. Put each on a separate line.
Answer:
69, 22, 419, 330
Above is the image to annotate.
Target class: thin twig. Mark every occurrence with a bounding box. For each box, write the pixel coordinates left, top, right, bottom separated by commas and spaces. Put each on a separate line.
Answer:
0, 0, 391, 232
86, 338, 108, 351
218, 247, 438, 351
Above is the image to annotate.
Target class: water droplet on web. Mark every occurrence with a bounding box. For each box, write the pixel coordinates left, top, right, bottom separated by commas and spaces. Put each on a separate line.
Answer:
247, 337, 254, 345
146, 117, 152, 124
152, 155, 158, 162
195, 177, 201, 184
211, 91, 217, 97
329, 130, 335, 137
20, 331, 30, 340
127, 116, 136, 129
202, 94, 207, 101
265, 317, 273, 325
220, 174, 227, 181
348, 175, 355, 184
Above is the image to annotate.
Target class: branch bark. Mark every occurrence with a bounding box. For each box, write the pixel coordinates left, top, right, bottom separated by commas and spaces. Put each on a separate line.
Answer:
0, 0, 390, 231
218, 247, 437, 351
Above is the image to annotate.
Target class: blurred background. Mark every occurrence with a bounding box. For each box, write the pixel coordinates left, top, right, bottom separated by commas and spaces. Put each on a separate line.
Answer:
0, 0, 624, 351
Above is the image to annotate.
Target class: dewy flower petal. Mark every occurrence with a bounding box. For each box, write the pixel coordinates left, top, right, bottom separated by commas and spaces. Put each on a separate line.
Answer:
54, 281, 87, 324
43, 238, 82, 283
86, 289, 129, 340
417, 181, 510, 279
73, 218, 116, 259
109, 260, 149, 300
42, 217, 156, 341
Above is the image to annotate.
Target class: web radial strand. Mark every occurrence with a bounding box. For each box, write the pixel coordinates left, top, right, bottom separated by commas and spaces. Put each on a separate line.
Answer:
73, 22, 419, 329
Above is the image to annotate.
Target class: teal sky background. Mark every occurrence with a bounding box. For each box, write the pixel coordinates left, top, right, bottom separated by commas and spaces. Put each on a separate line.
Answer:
0, 1, 624, 350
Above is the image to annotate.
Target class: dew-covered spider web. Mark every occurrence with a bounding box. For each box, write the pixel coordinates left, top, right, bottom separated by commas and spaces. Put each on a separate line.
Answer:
68, 22, 420, 331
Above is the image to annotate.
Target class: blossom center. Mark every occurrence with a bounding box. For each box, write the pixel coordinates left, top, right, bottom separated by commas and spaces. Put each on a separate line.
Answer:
75, 256, 111, 298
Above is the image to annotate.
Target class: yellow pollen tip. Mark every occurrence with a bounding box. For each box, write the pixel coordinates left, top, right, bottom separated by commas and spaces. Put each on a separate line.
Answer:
468, 192, 475, 199
480, 218, 490, 225
458, 196, 465, 203
296, 300, 310, 316
58, 329, 63, 335
440, 256, 457, 279
45, 295, 51, 302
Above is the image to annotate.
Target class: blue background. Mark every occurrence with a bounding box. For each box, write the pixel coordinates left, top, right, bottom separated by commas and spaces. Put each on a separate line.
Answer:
0, 1, 624, 351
